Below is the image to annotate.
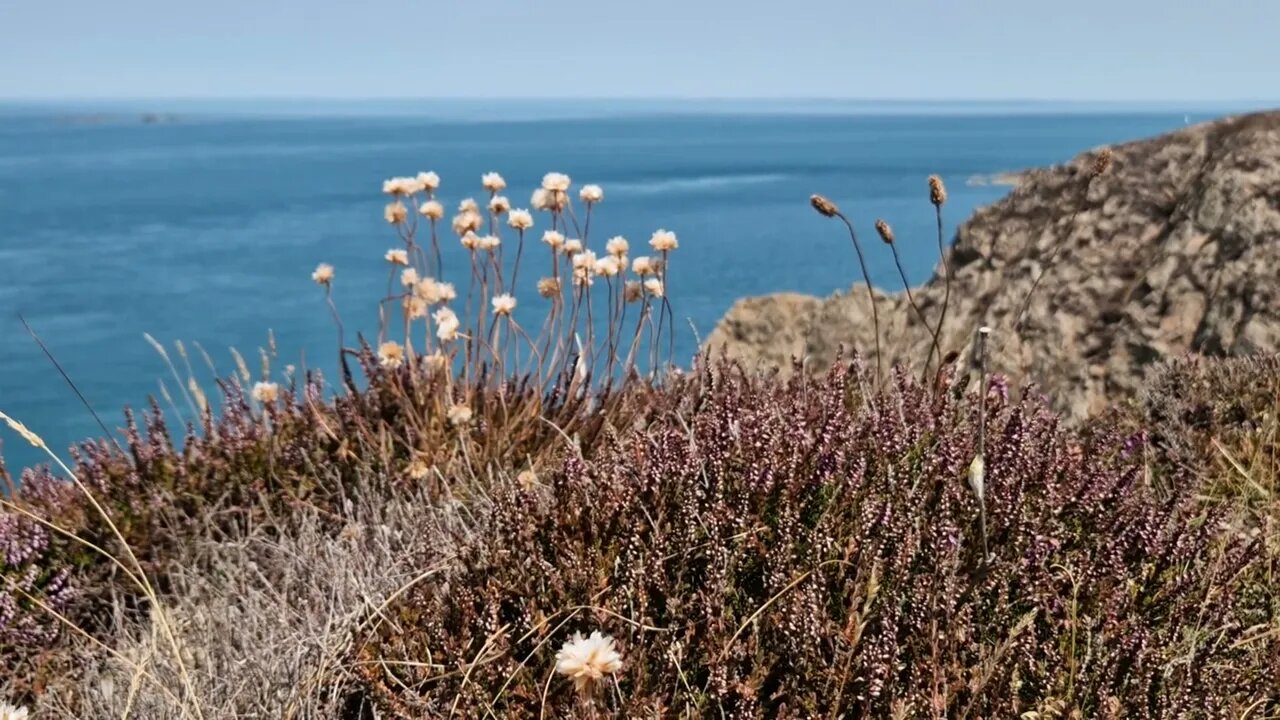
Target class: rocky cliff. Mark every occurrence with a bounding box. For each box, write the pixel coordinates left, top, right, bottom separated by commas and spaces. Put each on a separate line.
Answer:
707, 110, 1280, 419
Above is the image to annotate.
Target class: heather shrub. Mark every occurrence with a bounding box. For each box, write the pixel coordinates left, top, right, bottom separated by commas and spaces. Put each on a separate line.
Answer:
354, 359, 1276, 718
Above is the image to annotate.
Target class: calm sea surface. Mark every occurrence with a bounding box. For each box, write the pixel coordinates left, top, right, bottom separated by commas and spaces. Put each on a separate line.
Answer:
0, 100, 1260, 472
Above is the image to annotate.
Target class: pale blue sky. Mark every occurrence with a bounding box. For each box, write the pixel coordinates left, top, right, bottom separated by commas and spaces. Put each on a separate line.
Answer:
1, 0, 1277, 100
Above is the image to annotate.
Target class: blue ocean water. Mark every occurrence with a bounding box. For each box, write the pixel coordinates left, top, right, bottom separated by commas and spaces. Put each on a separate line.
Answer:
0, 100, 1256, 472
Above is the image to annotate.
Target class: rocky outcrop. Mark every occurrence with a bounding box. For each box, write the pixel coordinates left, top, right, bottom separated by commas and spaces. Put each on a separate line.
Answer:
707, 110, 1280, 419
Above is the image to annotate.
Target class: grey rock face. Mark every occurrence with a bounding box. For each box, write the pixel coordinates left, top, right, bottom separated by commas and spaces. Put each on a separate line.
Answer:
707, 111, 1280, 419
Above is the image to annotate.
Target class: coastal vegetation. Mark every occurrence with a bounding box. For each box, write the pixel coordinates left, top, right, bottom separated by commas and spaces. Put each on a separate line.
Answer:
1, 162, 1278, 718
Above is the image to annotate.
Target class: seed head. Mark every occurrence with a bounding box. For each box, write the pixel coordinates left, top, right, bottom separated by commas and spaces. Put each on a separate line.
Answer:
458, 198, 479, 213
452, 210, 483, 236
624, 281, 643, 303
251, 381, 279, 404
542, 172, 572, 192
385, 248, 409, 266
605, 236, 629, 258
644, 278, 664, 297
481, 171, 506, 192
507, 209, 534, 231
491, 293, 517, 316
649, 229, 678, 252
311, 263, 335, 286
434, 307, 460, 341
384, 201, 408, 225
542, 230, 565, 250
447, 403, 473, 427
563, 238, 584, 255
537, 277, 561, 298
1090, 148, 1113, 179
377, 341, 406, 369
874, 218, 895, 244
631, 256, 655, 276
415, 171, 440, 192
809, 194, 840, 218
928, 175, 947, 207
0, 703, 30, 720
579, 184, 604, 204
419, 200, 444, 220
404, 295, 428, 319
401, 267, 419, 288
555, 631, 622, 695
593, 255, 620, 277
488, 195, 511, 215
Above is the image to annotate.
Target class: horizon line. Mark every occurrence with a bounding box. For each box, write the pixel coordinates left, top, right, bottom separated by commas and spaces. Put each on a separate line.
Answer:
2, 95, 1277, 105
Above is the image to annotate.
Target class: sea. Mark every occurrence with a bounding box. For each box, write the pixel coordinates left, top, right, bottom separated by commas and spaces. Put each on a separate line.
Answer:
0, 99, 1269, 473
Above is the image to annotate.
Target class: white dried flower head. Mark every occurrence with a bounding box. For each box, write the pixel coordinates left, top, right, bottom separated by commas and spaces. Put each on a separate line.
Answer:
382, 177, 414, 196
384, 201, 408, 225
251, 381, 279, 404
452, 210, 483, 236
404, 295, 428, 319
416, 171, 441, 192
488, 195, 511, 215
542, 172, 572, 192
447, 403, 473, 426
478, 235, 501, 251
572, 265, 593, 287
537, 277, 561, 298
419, 200, 445, 220
605, 236, 629, 257
563, 238, 584, 255
311, 263, 335, 286
401, 267, 420, 288
631, 256, 654, 276
481, 171, 507, 192
437, 282, 457, 302
649, 229, 678, 252
434, 306, 460, 341
491, 293, 517, 316
0, 703, 29, 720
378, 341, 406, 369
517, 468, 537, 490
579, 184, 604, 204
593, 255, 620, 277
555, 630, 622, 694
385, 248, 409, 266
423, 351, 448, 374
415, 278, 443, 303
572, 250, 597, 271
531, 188, 551, 211
624, 280, 643, 303
406, 458, 432, 481
542, 230, 565, 249
458, 197, 479, 213
460, 231, 481, 250
507, 209, 534, 231
644, 278, 664, 297
968, 454, 985, 500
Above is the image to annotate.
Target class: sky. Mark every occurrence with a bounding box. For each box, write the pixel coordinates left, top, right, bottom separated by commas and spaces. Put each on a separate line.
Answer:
1, 0, 1278, 101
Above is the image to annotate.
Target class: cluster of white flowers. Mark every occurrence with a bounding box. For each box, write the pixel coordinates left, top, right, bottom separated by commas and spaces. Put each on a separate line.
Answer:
481, 171, 506, 192
378, 340, 406, 369
555, 630, 622, 694
383, 171, 440, 197
311, 262, 335, 286
251, 381, 279, 404
507, 209, 534, 230
491, 293, 517, 316
434, 306, 460, 341
385, 248, 409, 266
